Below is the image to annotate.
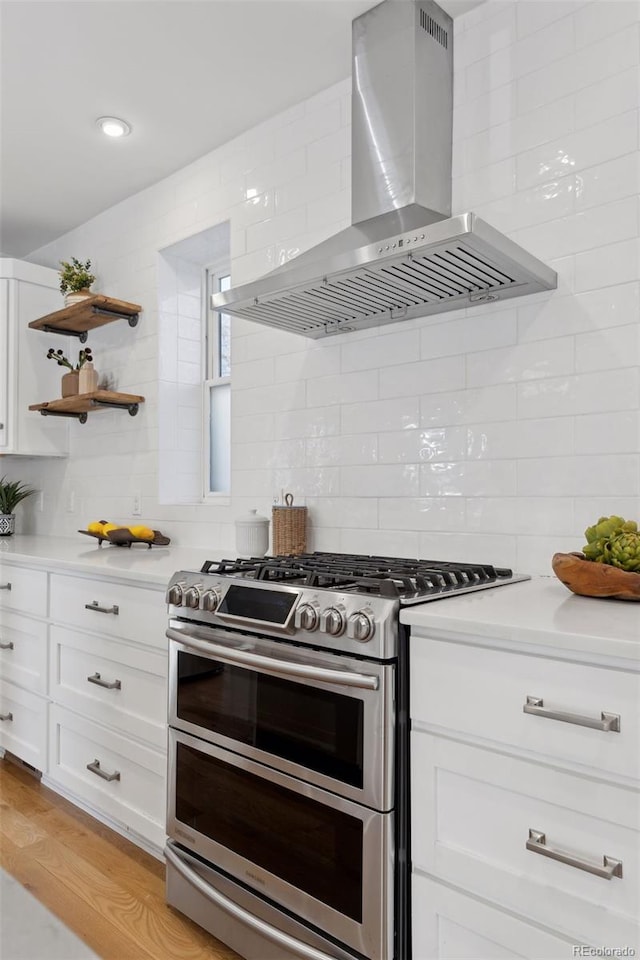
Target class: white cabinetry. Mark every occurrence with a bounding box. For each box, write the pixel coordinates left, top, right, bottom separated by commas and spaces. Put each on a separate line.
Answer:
0, 258, 68, 456
410, 630, 640, 959
46, 571, 168, 854
0, 561, 49, 769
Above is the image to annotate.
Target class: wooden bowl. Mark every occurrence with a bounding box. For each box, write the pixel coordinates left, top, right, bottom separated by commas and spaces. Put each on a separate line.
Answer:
552, 552, 640, 601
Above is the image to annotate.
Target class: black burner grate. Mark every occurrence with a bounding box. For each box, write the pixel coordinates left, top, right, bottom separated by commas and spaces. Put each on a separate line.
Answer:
200, 552, 514, 599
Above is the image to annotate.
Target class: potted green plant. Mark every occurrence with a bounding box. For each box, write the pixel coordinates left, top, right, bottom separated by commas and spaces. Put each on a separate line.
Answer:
59, 258, 96, 306
0, 476, 35, 536
46, 346, 93, 397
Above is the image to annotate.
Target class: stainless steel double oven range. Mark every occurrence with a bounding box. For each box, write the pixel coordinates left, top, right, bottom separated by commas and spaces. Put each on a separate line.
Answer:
165, 552, 528, 960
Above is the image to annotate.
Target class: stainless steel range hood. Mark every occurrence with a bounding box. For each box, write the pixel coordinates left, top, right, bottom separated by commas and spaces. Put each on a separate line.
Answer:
212, 0, 556, 338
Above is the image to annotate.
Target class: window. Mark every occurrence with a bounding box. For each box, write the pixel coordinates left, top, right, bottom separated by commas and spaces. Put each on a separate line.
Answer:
204, 268, 231, 495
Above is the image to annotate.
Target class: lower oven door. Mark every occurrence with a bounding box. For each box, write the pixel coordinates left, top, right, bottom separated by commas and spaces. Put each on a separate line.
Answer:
167, 729, 394, 960
167, 620, 394, 811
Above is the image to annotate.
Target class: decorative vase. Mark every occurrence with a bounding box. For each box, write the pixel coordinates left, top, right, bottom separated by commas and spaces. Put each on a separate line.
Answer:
0, 513, 15, 536
64, 288, 93, 307
79, 362, 99, 394
61, 371, 80, 398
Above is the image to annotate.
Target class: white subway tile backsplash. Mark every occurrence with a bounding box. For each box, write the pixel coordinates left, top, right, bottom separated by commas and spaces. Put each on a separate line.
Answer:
380, 356, 465, 400
574, 237, 640, 292
516, 111, 638, 191
341, 464, 419, 498
23, 9, 638, 572
306, 434, 378, 467
420, 311, 517, 360
378, 426, 468, 464
575, 67, 640, 130
379, 497, 466, 532
420, 460, 517, 497
467, 496, 576, 536
466, 336, 575, 387
421, 384, 517, 426
574, 152, 640, 210
574, 1, 640, 49
517, 368, 640, 418
575, 323, 640, 372
342, 397, 420, 435
306, 370, 378, 407
574, 411, 640, 454
513, 10, 575, 80
517, 454, 639, 497
341, 329, 420, 373
467, 417, 574, 459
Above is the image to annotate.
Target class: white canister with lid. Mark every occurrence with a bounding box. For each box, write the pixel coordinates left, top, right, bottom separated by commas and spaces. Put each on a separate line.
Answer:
235, 508, 270, 557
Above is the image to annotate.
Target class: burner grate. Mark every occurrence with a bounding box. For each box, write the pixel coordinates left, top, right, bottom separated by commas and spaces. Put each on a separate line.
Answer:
201, 552, 514, 599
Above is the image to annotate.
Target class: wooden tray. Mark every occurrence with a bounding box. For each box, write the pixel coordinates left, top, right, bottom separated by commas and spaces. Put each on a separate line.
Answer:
79, 528, 170, 548
552, 552, 640, 601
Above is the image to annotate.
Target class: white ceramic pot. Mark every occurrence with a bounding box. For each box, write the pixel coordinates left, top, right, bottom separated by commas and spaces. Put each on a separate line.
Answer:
235, 509, 269, 558
64, 288, 93, 307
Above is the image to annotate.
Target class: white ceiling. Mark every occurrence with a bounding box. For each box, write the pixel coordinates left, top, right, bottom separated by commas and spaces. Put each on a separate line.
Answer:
0, 0, 483, 259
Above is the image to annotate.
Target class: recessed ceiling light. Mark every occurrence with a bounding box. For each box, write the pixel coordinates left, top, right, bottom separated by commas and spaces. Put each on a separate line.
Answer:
96, 116, 131, 138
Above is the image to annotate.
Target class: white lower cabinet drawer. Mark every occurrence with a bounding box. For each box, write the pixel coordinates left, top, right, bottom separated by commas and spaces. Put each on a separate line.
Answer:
48, 704, 166, 850
0, 564, 47, 618
49, 573, 166, 649
412, 733, 640, 951
0, 610, 47, 694
49, 626, 167, 750
413, 873, 579, 959
411, 635, 640, 781
0, 679, 47, 770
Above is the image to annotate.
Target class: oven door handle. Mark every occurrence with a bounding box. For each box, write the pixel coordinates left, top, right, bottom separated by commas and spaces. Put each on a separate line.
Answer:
165, 844, 340, 960
166, 626, 380, 690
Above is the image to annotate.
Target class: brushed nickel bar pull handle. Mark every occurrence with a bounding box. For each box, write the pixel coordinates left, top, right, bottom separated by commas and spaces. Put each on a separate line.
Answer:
165, 843, 338, 960
0, 583, 11, 591
524, 696, 620, 732
87, 672, 121, 690
85, 601, 119, 616
0, 640, 14, 650
527, 829, 623, 880
86, 759, 120, 782
0, 711, 13, 721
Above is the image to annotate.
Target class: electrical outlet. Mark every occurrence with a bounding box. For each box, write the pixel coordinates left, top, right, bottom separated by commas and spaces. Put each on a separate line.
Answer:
67, 490, 75, 513
37, 491, 44, 512
132, 492, 141, 516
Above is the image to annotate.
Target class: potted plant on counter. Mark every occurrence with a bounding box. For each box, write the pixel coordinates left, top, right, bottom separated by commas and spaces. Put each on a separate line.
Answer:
0, 476, 35, 536
59, 257, 96, 306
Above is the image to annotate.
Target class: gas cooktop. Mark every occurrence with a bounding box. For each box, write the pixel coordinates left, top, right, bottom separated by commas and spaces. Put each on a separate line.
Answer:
198, 552, 529, 604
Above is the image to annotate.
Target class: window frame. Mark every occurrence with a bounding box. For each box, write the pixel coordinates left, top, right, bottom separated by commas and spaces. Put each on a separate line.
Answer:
202, 263, 231, 501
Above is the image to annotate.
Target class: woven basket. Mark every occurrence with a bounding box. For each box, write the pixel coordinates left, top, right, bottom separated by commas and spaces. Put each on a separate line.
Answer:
272, 494, 307, 556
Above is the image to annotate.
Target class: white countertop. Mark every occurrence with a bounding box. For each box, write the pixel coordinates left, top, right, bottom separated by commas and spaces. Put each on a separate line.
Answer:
0, 534, 226, 586
401, 577, 640, 663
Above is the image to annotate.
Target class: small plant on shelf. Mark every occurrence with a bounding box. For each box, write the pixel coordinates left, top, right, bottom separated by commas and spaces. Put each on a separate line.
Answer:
58, 258, 96, 298
46, 346, 93, 370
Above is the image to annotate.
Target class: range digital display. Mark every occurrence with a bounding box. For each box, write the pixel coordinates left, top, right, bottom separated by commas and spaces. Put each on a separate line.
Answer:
218, 584, 298, 625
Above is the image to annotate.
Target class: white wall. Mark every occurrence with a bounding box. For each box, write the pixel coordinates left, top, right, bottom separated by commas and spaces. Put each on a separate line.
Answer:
14, 0, 640, 575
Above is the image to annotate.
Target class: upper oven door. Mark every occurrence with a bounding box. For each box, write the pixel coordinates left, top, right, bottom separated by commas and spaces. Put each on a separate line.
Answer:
167, 620, 395, 811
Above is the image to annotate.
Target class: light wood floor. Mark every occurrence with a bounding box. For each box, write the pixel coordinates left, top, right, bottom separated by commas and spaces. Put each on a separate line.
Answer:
0, 755, 241, 960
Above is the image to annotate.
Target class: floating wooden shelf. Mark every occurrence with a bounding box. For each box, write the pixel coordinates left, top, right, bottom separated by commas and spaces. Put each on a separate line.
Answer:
29, 390, 145, 423
28, 295, 141, 343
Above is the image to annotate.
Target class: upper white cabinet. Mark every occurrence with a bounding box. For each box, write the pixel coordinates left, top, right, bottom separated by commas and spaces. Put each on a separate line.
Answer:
0, 258, 68, 456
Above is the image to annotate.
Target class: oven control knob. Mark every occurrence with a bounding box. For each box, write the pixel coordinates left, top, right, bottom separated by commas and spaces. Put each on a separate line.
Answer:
166, 582, 184, 605
295, 603, 319, 631
347, 611, 375, 643
184, 585, 201, 609
201, 588, 220, 612
320, 605, 346, 637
